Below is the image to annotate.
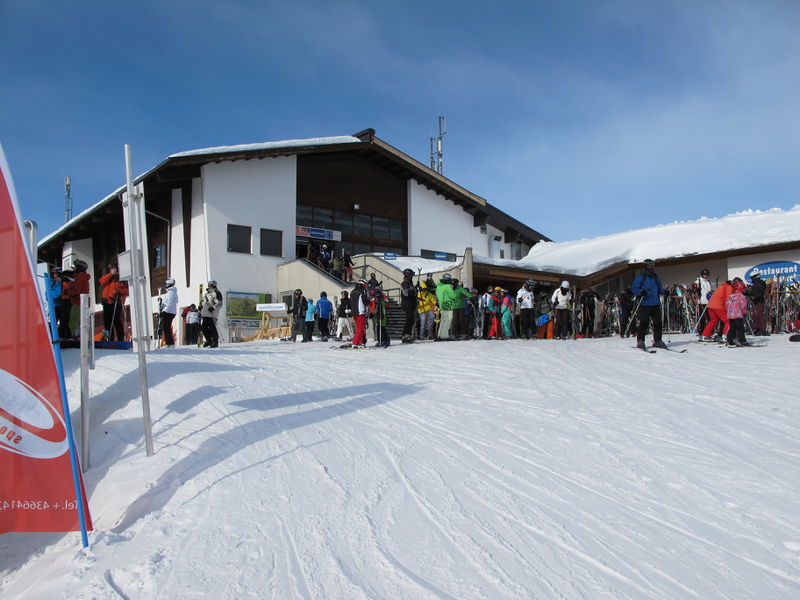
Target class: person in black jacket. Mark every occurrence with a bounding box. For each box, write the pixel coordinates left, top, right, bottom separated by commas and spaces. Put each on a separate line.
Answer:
350, 279, 370, 347
400, 268, 417, 343
289, 288, 307, 343
748, 269, 768, 335
618, 288, 636, 337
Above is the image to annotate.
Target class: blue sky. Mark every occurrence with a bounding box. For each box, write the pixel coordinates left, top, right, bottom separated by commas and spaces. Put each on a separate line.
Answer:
1, 0, 798, 242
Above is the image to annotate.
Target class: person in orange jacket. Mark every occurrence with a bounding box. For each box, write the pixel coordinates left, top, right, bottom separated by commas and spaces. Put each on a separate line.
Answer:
59, 259, 91, 340
701, 279, 734, 341
99, 264, 128, 341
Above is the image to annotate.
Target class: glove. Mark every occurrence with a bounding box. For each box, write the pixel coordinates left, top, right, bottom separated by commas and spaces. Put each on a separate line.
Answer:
706, 292, 712, 300
639, 291, 647, 297
208, 307, 214, 313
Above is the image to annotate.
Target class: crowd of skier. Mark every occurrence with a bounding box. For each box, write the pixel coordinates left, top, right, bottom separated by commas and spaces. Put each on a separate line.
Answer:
284, 261, 798, 350
47, 255, 797, 351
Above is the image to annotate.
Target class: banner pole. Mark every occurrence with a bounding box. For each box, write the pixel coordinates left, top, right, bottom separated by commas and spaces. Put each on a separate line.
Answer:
44, 273, 90, 548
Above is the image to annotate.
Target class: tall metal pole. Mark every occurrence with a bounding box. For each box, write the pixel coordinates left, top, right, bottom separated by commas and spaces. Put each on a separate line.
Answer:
79, 293, 91, 470
124, 145, 154, 457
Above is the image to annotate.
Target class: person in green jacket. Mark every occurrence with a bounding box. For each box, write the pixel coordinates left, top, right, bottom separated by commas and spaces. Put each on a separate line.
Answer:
435, 273, 457, 339
451, 279, 473, 339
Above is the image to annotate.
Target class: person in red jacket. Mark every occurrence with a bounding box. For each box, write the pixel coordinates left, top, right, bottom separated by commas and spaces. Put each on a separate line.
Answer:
701, 279, 733, 341
99, 264, 128, 341
59, 259, 91, 340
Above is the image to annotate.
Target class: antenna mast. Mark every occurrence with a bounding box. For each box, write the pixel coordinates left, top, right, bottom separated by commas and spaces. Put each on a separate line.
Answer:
429, 116, 446, 175
64, 176, 73, 223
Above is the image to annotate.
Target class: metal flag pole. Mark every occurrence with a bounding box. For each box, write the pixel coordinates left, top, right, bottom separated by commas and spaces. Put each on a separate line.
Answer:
124, 145, 154, 456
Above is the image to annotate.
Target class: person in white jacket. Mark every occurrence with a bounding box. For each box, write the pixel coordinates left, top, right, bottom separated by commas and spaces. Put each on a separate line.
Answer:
551, 281, 572, 340
516, 280, 536, 339
160, 277, 179, 347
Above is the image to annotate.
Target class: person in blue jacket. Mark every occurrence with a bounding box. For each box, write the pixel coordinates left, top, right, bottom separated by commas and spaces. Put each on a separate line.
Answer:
631, 259, 667, 350
316, 291, 334, 341
303, 298, 316, 342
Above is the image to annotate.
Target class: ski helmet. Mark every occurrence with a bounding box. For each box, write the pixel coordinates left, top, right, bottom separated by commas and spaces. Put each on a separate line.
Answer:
643, 259, 655, 269
402, 268, 414, 278
72, 259, 88, 272
525, 278, 535, 286
165, 277, 175, 287
561, 280, 570, 289
441, 273, 452, 282
700, 268, 710, 277
294, 288, 302, 295
358, 278, 368, 286
487, 285, 493, 292
320, 291, 327, 297
451, 279, 459, 286
208, 280, 217, 287
750, 268, 761, 277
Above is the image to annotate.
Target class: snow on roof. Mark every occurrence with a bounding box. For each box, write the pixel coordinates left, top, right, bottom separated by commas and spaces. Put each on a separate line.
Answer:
476, 206, 800, 277
169, 136, 362, 158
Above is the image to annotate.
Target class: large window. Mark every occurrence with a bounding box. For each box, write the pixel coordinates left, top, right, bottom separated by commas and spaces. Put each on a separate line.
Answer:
260, 229, 282, 257
227, 224, 251, 254
354, 214, 371, 237
296, 205, 313, 227
334, 210, 353, 235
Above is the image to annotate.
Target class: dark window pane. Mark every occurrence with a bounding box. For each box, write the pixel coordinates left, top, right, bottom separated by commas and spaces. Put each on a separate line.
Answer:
334, 210, 353, 235
227, 224, 251, 254
314, 207, 333, 229
389, 219, 404, 241
353, 243, 371, 255
354, 214, 371, 237
260, 228, 282, 257
372, 217, 389, 239
296, 205, 313, 227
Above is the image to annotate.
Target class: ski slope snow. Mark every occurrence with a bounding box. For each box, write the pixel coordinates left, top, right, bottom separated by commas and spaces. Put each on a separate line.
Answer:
1, 335, 799, 599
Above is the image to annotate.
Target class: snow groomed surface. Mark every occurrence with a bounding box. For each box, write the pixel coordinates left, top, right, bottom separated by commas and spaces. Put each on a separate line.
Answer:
1, 334, 798, 599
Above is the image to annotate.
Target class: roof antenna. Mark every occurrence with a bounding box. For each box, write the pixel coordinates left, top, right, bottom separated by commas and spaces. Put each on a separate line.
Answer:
429, 116, 446, 175
64, 176, 73, 223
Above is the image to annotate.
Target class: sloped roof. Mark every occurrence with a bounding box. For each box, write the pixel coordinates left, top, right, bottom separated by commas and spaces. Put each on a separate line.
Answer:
39, 130, 549, 249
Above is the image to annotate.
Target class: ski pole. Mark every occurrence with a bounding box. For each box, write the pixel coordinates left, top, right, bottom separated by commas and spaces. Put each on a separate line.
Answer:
624, 295, 645, 337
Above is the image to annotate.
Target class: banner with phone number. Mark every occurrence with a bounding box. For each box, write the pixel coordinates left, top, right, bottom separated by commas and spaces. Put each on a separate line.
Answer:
0, 146, 92, 533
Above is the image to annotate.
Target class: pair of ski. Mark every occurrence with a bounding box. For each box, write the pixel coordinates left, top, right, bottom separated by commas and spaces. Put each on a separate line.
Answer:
636, 344, 687, 354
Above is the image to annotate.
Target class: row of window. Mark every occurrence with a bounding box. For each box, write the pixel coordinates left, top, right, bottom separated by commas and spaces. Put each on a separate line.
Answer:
296, 205, 404, 241
228, 225, 283, 256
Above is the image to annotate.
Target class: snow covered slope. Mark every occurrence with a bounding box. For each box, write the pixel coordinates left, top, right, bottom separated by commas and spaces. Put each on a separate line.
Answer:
1, 336, 799, 599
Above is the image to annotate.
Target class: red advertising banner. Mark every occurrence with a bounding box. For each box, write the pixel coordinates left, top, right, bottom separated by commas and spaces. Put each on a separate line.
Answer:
0, 147, 92, 533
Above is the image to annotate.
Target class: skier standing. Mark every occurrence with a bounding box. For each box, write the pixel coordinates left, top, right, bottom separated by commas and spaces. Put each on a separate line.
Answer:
551, 281, 572, 340
400, 268, 417, 343
288, 288, 307, 343
200, 280, 221, 348
350, 279, 370, 348
316, 292, 334, 341
631, 259, 667, 350
693, 268, 713, 335
748, 269, 768, 335
725, 278, 749, 347
160, 277, 179, 347
435, 274, 456, 340
416, 282, 436, 339
303, 298, 316, 342
335, 290, 353, 341
516, 281, 535, 339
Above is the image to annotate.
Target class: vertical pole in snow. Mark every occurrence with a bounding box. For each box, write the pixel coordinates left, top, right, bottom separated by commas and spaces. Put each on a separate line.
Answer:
124, 145, 154, 457
80, 294, 91, 470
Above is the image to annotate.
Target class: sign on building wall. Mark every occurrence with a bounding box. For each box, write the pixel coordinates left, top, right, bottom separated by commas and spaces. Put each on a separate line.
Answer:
744, 261, 800, 283
296, 226, 342, 242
